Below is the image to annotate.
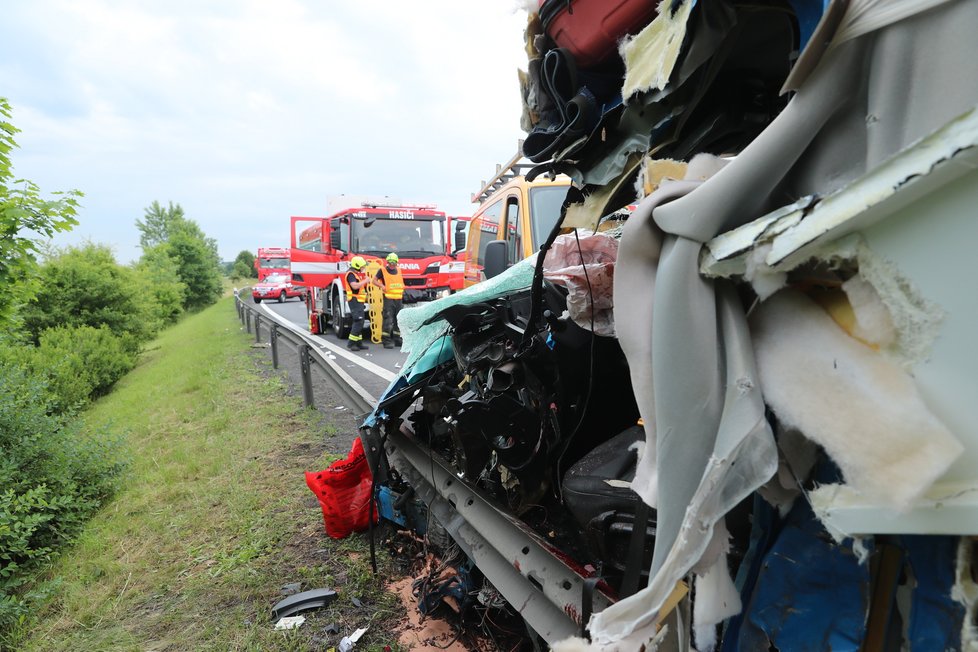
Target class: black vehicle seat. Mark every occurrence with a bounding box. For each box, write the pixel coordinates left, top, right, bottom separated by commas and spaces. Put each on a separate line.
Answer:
561, 424, 655, 588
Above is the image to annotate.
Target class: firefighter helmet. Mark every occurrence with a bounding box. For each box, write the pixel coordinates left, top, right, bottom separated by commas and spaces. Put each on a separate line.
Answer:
386, 253, 399, 264
350, 256, 367, 270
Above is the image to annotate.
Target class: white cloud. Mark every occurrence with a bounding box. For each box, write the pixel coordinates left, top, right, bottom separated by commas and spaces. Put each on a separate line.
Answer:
3, 1, 530, 262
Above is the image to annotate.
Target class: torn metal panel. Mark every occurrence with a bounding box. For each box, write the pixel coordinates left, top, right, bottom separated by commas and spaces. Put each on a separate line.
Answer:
703, 194, 815, 266
698, 109, 978, 537
701, 105, 978, 277
811, 485, 978, 537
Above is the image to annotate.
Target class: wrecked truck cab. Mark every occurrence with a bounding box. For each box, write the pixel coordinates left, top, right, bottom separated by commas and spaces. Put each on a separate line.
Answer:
359, 240, 663, 640
362, 1, 978, 649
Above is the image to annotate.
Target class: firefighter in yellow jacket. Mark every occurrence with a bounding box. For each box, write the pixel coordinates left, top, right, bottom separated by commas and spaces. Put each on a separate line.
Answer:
344, 256, 372, 351
375, 253, 405, 349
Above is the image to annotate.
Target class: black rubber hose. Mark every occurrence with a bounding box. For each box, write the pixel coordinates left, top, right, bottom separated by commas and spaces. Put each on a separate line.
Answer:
520, 182, 584, 351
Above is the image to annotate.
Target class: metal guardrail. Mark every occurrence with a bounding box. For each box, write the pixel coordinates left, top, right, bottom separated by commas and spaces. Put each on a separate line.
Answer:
233, 289, 375, 416
233, 290, 589, 643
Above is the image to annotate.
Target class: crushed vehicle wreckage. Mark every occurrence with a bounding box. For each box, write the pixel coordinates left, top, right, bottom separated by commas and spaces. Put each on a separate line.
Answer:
359, 1, 978, 649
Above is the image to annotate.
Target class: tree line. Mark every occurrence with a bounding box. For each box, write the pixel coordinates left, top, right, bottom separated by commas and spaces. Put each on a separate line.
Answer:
0, 97, 225, 638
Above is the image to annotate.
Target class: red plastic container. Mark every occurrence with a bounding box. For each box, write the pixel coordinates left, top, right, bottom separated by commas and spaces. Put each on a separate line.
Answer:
539, 0, 659, 68
305, 438, 377, 538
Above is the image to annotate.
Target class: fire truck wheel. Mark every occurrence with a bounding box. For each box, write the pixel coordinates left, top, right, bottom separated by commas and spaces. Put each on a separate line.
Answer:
331, 290, 351, 339
253, 297, 261, 304
278, 290, 286, 303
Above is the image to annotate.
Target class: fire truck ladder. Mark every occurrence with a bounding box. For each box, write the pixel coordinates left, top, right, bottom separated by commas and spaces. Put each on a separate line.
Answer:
471, 141, 535, 205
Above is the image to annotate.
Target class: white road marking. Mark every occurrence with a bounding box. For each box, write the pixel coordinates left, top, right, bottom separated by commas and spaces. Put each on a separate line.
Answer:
308, 333, 397, 382
258, 302, 397, 382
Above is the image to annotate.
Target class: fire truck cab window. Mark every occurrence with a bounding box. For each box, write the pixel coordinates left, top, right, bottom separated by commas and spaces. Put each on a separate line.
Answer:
335, 220, 350, 253
296, 220, 324, 252
505, 197, 521, 264
474, 200, 503, 267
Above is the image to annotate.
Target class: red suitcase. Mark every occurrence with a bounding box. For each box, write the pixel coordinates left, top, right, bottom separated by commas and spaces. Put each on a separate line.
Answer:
539, 0, 659, 69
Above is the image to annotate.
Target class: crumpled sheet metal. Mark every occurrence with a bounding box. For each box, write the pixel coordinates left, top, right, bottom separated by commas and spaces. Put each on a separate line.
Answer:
702, 106, 978, 283
397, 257, 536, 374
543, 231, 619, 336
585, 1, 978, 646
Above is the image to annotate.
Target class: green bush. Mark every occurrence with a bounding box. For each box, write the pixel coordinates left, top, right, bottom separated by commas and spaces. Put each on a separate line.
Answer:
136, 202, 223, 311
20, 243, 157, 351
231, 259, 253, 280
168, 228, 223, 310
0, 364, 126, 635
0, 325, 136, 414
38, 325, 137, 406
134, 244, 186, 327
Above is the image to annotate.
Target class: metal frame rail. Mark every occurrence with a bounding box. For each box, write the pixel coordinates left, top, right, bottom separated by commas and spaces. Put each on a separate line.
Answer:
233, 289, 373, 415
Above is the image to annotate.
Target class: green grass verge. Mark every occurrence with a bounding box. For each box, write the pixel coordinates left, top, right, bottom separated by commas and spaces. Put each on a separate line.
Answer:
15, 297, 403, 651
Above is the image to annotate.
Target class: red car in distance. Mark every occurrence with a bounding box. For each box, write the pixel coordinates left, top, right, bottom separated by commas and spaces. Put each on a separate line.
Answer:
252, 273, 305, 303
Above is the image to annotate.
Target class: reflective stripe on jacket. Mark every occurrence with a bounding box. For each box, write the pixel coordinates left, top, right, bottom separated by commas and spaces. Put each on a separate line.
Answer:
380, 265, 405, 300
345, 270, 367, 302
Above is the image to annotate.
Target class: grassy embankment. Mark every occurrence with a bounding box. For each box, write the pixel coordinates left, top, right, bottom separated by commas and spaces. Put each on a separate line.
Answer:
17, 296, 402, 651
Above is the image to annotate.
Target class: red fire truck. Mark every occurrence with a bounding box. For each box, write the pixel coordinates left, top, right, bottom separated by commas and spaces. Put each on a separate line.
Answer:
254, 247, 291, 281
290, 205, 468, 337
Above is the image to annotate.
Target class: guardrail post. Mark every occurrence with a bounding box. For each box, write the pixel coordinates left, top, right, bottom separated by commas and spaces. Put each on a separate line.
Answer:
270, 324, 279, 369
255, 314, 262, 342
298, 343, 315, 408
245, 311, 252, 334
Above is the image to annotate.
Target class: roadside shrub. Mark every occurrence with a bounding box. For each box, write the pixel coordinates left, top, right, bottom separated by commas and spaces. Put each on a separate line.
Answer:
0, 364, 127, 636
231, 259, 252, 280
168, 228, 223, 310
38, 325, 137, 406
20, 243, 156, 351
0, 325, 136, 414
134, 244, 187, 328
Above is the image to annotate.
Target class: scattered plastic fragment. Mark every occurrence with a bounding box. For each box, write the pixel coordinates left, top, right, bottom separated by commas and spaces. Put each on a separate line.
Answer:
271, 588, 338, 620
338, 627, 368, 652
351, 596, 363, 608
324, 622, 340, 635
280, 582, 302, 596
274, 615, 305, 630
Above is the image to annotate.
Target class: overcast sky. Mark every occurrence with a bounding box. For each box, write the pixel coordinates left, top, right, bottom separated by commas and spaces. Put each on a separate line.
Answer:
1, 1, 530, 263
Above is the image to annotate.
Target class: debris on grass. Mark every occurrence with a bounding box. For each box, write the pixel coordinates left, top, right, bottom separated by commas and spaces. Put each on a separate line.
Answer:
271, 588, 339, 620
338, 626, 368, 652
273, 615, 306, 631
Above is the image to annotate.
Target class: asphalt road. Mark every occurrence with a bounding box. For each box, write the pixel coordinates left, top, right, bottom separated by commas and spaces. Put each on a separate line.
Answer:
259, 297, 410, 401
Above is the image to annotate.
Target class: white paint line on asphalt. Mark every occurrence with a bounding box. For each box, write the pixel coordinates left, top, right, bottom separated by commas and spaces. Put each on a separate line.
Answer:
309, 334, 397, 383
258, 302, 397, 383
